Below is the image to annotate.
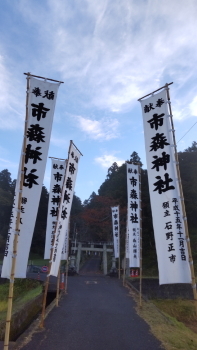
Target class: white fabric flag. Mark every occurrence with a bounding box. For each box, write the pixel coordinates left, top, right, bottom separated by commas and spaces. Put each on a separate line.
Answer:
125, 223, 130, 259
44, 159, 66, 259
50, 143, 81, 276
140, 89, 191, 284
111, 206, 120, 259
2, 77, 60, 278
61, 229, 69, 260
126, 163, 140, 268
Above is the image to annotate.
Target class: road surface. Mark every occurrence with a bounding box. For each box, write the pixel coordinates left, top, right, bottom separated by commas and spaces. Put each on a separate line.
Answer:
17, 257, 163, 350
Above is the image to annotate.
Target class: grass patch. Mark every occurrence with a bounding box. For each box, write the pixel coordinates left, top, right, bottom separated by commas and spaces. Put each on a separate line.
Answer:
0, 279, 42, 321
152, 299, 197, 333
127, 285, 197, 350
28, 256, 49, 266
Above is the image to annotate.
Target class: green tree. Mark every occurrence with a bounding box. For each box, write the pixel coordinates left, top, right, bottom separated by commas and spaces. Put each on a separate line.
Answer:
129, 151, 143, 166
70, 194, 84, 240
30, 186, 49, 255
184, 141, 197, 152
0, 169, 14, 252
0, 169, 12, 192
107, 162, 119, 179
83, 191, 97, 207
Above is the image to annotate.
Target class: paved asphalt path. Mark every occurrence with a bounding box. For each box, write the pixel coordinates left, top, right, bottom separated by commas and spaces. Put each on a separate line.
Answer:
79, 255, 103, 276
19, 257, 163, 350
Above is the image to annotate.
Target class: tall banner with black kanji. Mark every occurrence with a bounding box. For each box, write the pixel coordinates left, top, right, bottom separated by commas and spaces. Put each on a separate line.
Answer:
140, 88, 191, 284
50, 142, 81, 276
111, 206, 120, 259
44, 159, 66, 259
61, 229, 69, 260
126, 163, 140, 268
1, 77, 60, 278
125, 223, 130, 259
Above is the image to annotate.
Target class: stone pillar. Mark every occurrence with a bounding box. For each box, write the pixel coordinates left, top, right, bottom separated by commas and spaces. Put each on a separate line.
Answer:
70, 255, 76, 268
103, 243, 107, 275
76, 242, 82, 273
122, 257, 130, 277
111, 256, 116, 269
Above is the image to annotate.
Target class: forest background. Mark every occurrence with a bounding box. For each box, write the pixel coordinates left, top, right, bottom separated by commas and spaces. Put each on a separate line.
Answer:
0, 141, 197, 275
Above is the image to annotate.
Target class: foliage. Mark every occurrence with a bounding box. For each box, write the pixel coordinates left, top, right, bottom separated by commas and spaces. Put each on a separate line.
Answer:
0, 279, 41, 302
0, 280, 42, 320
0, 169, 12, 192
0, 140, 196, 267
129, 151, 143, 166
152, 299, 197, 326
81, 195, 118, 241
0, 170, 15, 251
0, 168, 88, 256
184, 141, 197, 152
69, 194, 84, 240
130, 287, 197, 350
107, 162, 119, 179
31, 186, 49, 255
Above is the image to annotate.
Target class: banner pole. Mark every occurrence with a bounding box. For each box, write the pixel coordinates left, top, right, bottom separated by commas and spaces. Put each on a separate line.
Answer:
118, 256, 120, 279
123, 215, 128, 286
65, 218, 70, 294
4, 73, 31, 350
24, 72, 64, 84
56, 266, 61, 307
123, 256, 126, 286
139, 164, 142, 308
165, 85, 197, 302
65, 257, 69, 294
40, 145, 71, 328
40, 236, 55, 327
118, 205, 120, 279
138, 82, 173, 101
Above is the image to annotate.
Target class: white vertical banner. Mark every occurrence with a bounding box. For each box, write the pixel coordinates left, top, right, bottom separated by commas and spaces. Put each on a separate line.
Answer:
1, 77, 60, 278
44, 159, 66, 259
125, 223, 130, 259
126, 163, 140, 268
50, 142, 81, 276
140, 88, 191, 284
111, 206, 120, 259
61, 229, 69, 260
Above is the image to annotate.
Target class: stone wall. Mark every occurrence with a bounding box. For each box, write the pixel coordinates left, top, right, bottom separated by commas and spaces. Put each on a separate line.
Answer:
127, 278, 194, 300
0, 294, 43, 341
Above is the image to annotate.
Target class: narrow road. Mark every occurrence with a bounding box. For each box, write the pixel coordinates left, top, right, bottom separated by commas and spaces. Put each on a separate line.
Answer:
18, 258, 163, 350
79, 255, 102, 275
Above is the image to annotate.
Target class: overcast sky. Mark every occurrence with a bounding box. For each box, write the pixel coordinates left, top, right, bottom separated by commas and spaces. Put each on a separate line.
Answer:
0, 0, 197, 202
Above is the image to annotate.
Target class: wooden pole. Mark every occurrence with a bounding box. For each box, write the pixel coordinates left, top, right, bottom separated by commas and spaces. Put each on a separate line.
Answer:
165, 84, 197, 301
49, 157, 67, 161
24, 72, 64, 84
139, 164, 142, 308
138, 82, 173, 101
40, 144, 71, 328
56, 267, 61, 307
65, 218, 71, 294
4, 73, 31, 350
123, 256, 126, 286
118, 205, 121, 279
118, 256, 121, 279
123, 219, 128, 287
65, 258, 69, 294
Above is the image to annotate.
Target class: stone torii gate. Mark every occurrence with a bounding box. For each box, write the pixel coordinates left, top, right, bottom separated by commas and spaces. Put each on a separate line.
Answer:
70, 241, 114, 275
